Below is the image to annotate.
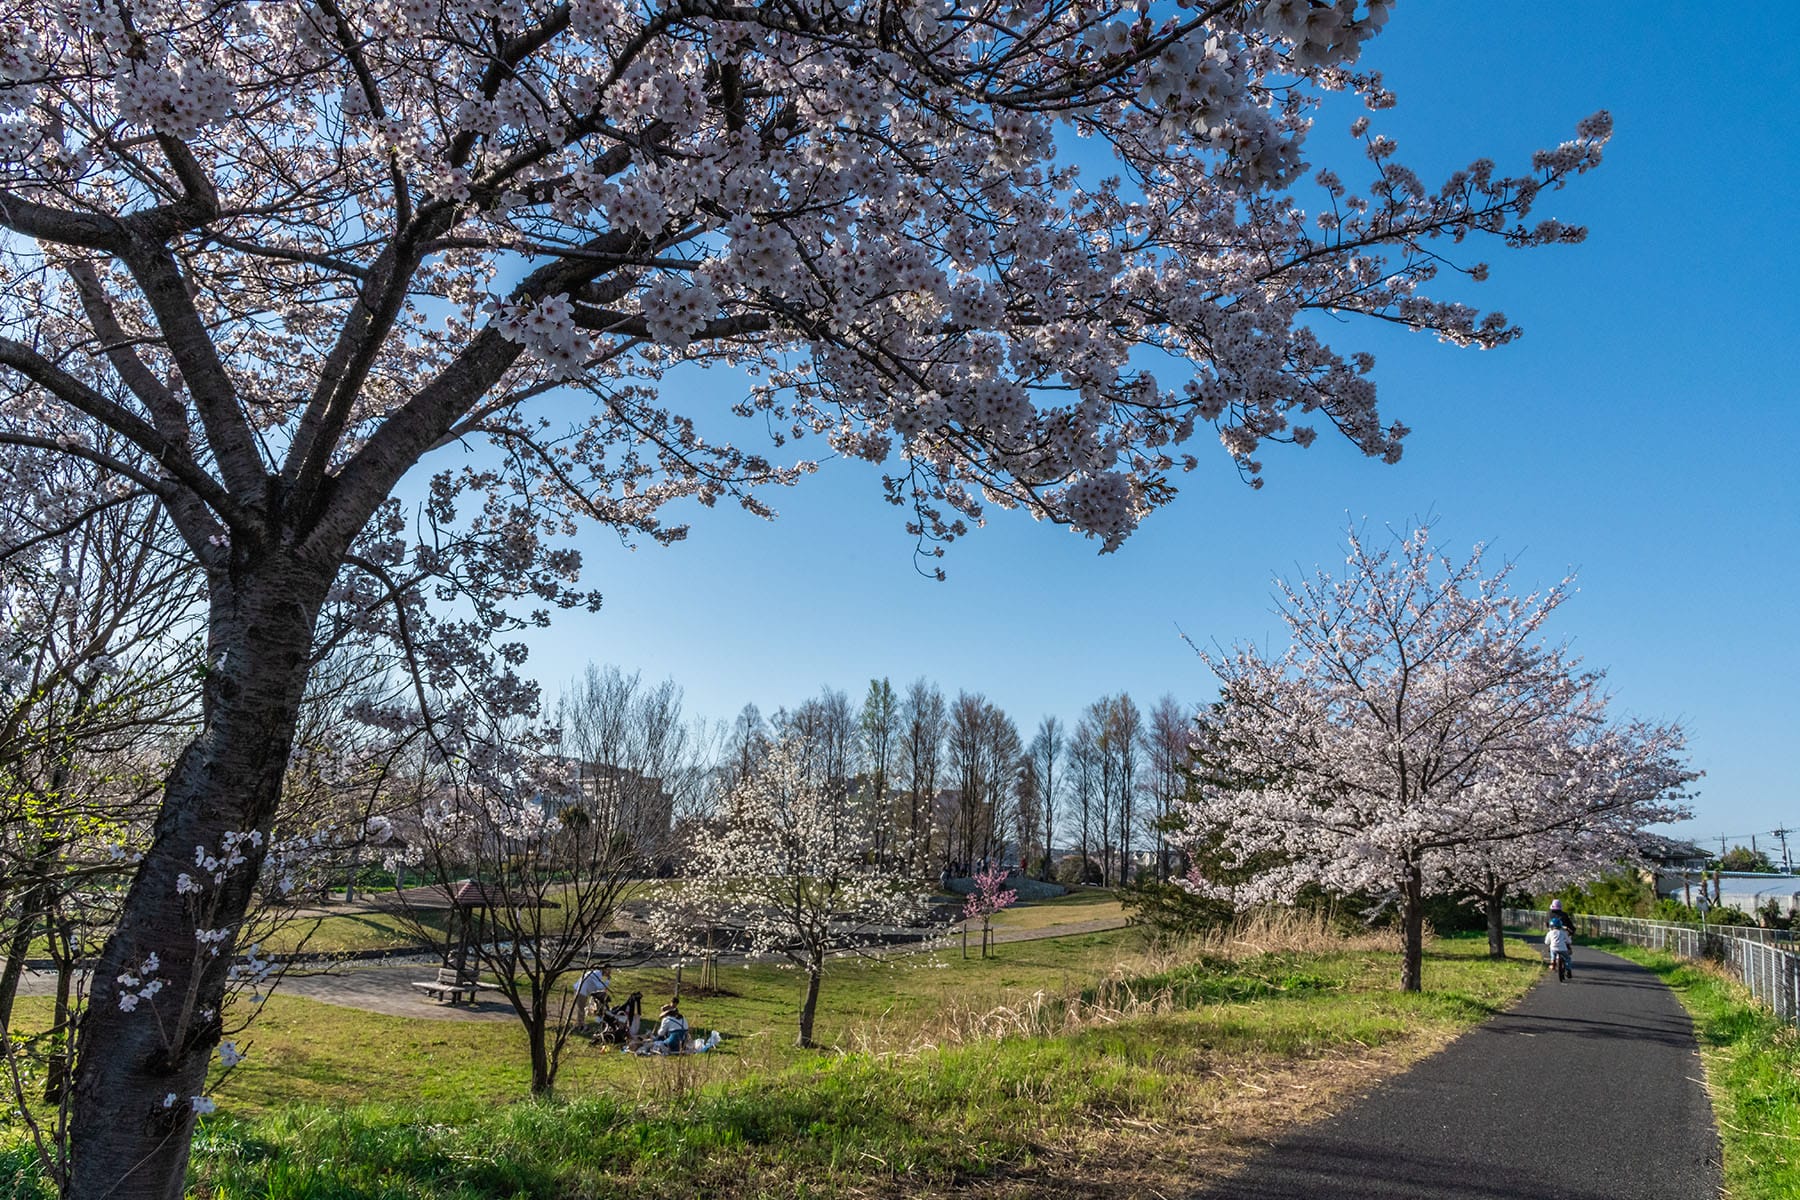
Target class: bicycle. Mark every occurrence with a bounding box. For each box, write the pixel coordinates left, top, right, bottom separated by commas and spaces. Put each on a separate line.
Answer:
1551, 948, 1572, 983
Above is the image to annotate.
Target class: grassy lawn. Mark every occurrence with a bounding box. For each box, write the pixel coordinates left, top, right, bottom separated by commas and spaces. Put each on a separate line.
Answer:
1586, 938, 1800, 1200
984, 890, 1125, 932
2, 925, 1540, 1199
262, 909, 453, 955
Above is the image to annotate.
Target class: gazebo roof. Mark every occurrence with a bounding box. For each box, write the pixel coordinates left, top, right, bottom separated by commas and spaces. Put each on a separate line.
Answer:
443, 879, 559, 909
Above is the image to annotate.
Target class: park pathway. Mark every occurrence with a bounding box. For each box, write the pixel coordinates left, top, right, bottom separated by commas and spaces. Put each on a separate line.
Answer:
1187, 937, 1721, 1200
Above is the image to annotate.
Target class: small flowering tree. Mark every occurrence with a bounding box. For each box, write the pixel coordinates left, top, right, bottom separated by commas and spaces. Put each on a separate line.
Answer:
0, 456, 203, 1032
663, 735, 932, 1048
1181, 524, 1602, 992
962, 861, 1017, 958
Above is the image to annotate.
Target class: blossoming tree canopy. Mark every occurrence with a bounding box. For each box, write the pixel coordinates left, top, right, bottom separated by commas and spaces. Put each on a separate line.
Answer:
1180, 525, 1619, 992
0, 0, 1612, 1194
0, 0, 1611, 564
1434, 715, 1696, 957
662, 734, 931, 1047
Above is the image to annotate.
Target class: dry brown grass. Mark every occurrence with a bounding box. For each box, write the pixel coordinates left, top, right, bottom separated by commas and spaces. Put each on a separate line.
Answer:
944, 1031, 1462, 1200
1198, 907, 1406, 959
909, 908, 1406, 1053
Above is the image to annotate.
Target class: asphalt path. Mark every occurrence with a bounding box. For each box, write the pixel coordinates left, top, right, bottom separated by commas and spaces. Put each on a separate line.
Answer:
1187, 935, 1721, 1200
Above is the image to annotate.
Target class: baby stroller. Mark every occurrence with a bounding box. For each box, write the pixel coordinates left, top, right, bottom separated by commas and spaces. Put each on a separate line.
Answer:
589, 991, 643, 1045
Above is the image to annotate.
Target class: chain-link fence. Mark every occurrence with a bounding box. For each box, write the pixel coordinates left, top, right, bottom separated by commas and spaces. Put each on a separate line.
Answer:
1507, 908, 1800, 1027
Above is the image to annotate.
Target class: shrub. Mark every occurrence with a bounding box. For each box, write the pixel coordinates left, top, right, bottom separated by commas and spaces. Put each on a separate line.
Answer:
1120, 878, 1234, 936
1054, 856, 1102, 886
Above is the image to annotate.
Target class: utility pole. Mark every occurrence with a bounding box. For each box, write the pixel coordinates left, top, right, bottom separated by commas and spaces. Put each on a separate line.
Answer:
1775, 827, 1794, 874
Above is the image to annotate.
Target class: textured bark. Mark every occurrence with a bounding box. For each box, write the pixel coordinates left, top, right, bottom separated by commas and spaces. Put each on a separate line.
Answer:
1400, 863, 1425, 994
44, 916, 75, 1104
527, 1007, 554, 1096
796, 966, 823, 1048
0, 887, 42, 1030
1485, 890, 1508, 959
66, 561, 327, 1200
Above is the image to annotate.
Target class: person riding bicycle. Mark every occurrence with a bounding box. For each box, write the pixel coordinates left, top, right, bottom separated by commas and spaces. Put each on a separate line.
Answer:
1544, 919, 1574, 981
1549, 900, 1576, 976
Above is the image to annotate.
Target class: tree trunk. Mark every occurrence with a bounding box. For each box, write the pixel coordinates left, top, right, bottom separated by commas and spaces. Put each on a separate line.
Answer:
0, 812, 74, 1029
66, 563, 326, 1200
1400, 863, 1425, 993
44, 914, 75, 1104
528, 1006, 554, 1096
1485, 889, 1507, 959
796, 964, 823, 1048
0, 888, 43, 1030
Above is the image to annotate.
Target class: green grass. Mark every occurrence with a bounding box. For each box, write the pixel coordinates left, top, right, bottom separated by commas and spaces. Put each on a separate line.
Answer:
262, 909, 452, 955
984, 890, 1125, 932
1587, 938, 1800, 1200
0, 932, 1540, 1199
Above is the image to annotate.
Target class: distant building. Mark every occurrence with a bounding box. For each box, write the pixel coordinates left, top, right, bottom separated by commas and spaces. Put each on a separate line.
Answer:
545, 760, 674, 855
1708, 872, 1800, 919
1640, 838, 1710, 901
1639, 838, 1800, 918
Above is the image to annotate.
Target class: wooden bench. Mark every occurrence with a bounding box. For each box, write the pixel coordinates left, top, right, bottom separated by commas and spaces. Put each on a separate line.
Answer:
411, 967, 489, 1005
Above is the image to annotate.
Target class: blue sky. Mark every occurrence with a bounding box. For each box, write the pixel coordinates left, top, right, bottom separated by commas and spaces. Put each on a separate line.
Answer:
514, 5, 1799, 847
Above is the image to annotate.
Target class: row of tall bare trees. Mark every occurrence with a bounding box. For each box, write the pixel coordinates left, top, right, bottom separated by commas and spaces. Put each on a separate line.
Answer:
714, 678, 1200, 885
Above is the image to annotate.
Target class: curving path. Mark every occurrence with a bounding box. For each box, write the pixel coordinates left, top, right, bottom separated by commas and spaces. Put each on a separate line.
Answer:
1187, 936, 1721, 1200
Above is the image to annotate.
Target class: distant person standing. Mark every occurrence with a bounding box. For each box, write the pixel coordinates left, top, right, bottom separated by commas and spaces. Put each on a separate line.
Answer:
574, 964, 612, 1023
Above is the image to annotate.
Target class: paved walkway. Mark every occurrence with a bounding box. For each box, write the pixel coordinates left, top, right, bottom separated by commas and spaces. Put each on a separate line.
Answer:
1186, 936, 1721, 1200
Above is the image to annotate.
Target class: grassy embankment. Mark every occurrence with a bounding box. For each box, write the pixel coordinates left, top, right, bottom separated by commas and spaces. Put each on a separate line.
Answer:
2, 909, 1540, 1199
1586, 937, 1800, 1200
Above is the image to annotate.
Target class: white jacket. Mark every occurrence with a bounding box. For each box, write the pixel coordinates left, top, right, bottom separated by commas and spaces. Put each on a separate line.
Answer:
1544, 926, 1572, 957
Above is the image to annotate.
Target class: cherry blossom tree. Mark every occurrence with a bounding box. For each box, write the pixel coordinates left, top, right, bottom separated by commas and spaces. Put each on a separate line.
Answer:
1437, 716, 1695, 958
962, 859, 1017, 957
663, 733, 931, 1047
1180, 524, 1602, 992
0, 0, 1610, 1189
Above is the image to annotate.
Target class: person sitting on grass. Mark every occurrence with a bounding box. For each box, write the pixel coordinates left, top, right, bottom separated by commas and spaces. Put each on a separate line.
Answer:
652, 999, 688, 1054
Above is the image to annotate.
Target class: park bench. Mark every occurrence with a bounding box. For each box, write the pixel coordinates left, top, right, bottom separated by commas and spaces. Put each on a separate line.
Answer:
410, 967, 491, 1005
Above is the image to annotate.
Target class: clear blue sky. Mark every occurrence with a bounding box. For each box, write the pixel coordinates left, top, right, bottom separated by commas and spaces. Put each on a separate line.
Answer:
513, 4, 1799, 848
